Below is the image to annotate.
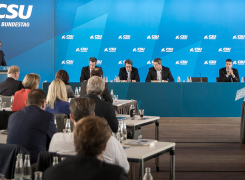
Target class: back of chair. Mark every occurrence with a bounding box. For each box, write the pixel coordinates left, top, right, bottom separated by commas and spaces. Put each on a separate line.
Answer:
54, 114, 74, 132
0, 143, 29, 179
0, 110, 16, 130
36, 151, 74, 172
0, 95, 11, 107
191, 77, 208, 82
216, 77, 220, 82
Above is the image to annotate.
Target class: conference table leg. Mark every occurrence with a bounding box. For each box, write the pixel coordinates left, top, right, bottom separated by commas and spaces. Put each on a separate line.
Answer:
139, 159, 144, 180
155, 121, 159, 171
170, 149, 175, 180
131, 162, 135, 180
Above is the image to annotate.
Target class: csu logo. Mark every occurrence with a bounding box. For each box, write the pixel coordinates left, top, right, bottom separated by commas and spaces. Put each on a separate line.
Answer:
104, 48, 116, 52
175, 35, 188, 40
97, 60, 102, 65
90, 35, 102, 39
190, 48, 202, 52
204, 35, 216, 39
118, 35, 131, 39
62, 35, 74, 39
176, 60, 188, 65
133, 48, 145, 52
76, 47, 88, 52
233, 60, 245, 65
118, 60, 126, 64
218, 48, 231, 52
0, 4, 33, 19
204, 60, 216, 65
161, 48, 173, 52
61, 60, 74, 65
147, 35, 159, 40
147, 60, 154, 65
233, 35, 245, 39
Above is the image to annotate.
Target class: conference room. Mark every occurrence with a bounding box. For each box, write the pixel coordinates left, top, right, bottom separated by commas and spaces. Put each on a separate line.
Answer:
0, 0, 245, 180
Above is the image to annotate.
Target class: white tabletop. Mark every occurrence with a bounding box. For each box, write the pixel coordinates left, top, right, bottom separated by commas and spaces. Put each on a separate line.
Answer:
0, 133, 7, 144
117, 114, 160, 126
1, 107, 12, 111
123, 140, 175, 159
113, 100, 135, 107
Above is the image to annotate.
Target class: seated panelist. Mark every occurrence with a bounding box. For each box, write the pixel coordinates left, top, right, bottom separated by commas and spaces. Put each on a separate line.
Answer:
80, 57, 102, 82
145, 58, 174, 82
118, 59, 140, 82
219, 59, 240, 82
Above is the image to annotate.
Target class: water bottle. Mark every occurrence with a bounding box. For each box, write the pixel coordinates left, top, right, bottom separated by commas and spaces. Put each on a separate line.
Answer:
75, 87, 79, 98
110, 89, 114, 99
34, 172, 42, 180
177, 76, 181, 82
241, 77, 244, 83
130, 100, 135, 120
122, 119, 127, 141
10, 95, 14, 108
14, 154, 23, 180
53, 157, 58, 166
79, 87, 81, 95
189, 77, 192, 82
23, 155, 31, 180
114, 76, 117, 82
54, 116, 57, 129
143, 167, 153, 180
117, 122, 123, 143
105, 77, 108, 82
64, 119, 71, 133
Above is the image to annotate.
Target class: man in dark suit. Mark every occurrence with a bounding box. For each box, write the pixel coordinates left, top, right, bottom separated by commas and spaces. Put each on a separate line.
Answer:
84, 76, 118, 133
219, 59, 240, 82
0, 41, 7, 66
7, 89, 57, 164
80, 57, 102, 82
80, 68, 113, 103
0, 65, 23, 96
119, 59, 140, 82
145, 58, 174, 82
43, 116, 127, 180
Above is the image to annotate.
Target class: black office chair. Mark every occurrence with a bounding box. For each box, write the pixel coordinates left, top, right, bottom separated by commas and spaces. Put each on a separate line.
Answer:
216, 77, 221, 82
191, 77, 208, 82
54, 114, 74, 132
36, 151, 74, 173
0, 144, 29, 179
0, 110, 16, 130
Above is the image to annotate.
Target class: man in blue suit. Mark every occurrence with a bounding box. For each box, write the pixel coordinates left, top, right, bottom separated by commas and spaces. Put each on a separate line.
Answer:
7, 89, 57, 164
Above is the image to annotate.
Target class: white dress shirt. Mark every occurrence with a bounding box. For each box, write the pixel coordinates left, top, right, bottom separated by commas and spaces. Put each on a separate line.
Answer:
49, 133, 130, 173
157, 69, 162, 81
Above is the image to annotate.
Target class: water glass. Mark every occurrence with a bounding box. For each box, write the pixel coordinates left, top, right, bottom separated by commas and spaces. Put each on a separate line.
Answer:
0, 102, 2, 110
139, 109, 144, 120
34, 171, 42, 180
2, 102, 6, 109
63, 118, 71, 133
114, 95, 118, 102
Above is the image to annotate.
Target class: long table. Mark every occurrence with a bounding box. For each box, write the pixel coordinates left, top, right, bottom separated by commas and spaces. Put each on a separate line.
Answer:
43, 82, 245, 117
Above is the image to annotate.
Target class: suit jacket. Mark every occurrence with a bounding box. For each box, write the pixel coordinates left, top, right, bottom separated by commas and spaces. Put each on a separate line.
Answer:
80, 66, 102, 82
119, 67, 140, 82
45, 99, 70, 117
7, 105, 57, 164
12, 88, 31, 111
80, 81, 113, 103
145, 66, 174, 82
0, 77, 24, 96
219, 67, 240, 82
84, 93, 118, 133
0, 50, 7, 66
43, 154, 127, 180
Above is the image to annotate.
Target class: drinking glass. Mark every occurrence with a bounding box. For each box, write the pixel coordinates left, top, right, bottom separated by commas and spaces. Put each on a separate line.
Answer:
139, 109, 144, 120
63, 118, 71, 133
0, 102, 2, 111
34, 171, 42, 180
114, 95, 118, 102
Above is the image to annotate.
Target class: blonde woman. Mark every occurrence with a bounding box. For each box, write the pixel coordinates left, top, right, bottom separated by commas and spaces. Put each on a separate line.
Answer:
12, 73, 40, 111
45, 79, 70, 116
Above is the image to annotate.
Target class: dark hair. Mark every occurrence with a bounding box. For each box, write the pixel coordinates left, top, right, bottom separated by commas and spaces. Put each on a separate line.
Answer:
89, 57, 97, 63
74, 116, 111, 156
26, 89, 46, 107
154, 58, 162, 65
69, 98, 95, 122
55, 70, 69, 85
91, 68, 103, 77
124, 59, 133, 65
226, 59, 233, 63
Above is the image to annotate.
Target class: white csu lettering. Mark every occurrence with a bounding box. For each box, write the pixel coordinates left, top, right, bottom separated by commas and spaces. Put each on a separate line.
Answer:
0, 4, 33, 19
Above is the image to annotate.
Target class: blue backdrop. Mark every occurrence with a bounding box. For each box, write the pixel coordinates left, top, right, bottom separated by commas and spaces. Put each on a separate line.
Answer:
1, 0, 245, 84
55, 0, 245, 82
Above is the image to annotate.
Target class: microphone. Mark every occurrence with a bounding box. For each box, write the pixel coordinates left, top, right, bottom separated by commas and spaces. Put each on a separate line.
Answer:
199, 73, 202, 82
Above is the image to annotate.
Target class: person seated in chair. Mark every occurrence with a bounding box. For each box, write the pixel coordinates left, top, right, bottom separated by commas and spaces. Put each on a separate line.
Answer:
219, 59, 240, 82
44, 116, 127, 180
49, 98, 129, 172
7, 89, 57, 164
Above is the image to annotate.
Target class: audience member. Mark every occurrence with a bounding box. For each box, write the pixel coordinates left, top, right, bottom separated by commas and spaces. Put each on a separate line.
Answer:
49, 98, 129, 172
84, 76, 118, 132
12, 73, 40, 111
55, 70, 75, 98
44, 116, 127, 180
7, 89, 57, 164
45, 79, 70, 116
80, 68, 113, 103
0, 65, 23, 96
